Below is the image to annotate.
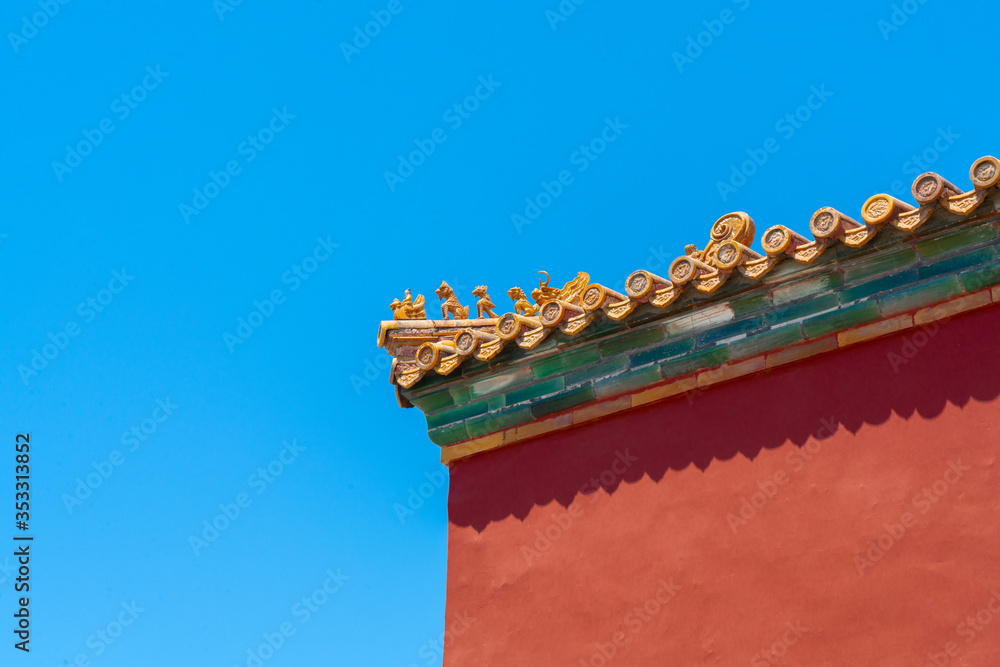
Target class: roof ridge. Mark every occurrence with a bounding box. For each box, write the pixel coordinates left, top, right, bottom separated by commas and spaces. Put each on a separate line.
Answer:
378, 155, 1000, 389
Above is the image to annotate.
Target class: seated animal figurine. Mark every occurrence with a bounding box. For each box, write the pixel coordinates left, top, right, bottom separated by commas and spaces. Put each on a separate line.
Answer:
434, 281, 469, 320
472, 285, 497, 318
506, 287, 539, 317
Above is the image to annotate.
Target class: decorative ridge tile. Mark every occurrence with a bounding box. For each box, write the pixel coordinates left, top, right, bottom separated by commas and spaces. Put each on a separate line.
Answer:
373, 156, 1000, 461
379, 156, 1000, 390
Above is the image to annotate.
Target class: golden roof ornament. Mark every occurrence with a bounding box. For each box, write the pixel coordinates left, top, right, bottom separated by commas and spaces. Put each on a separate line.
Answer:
434, 281, 469, 320
389, 288, 425, 320
506, 287, 538, 316
472, 286, 497, 318
378, 155, 1000, 391
531, 270, 590, 305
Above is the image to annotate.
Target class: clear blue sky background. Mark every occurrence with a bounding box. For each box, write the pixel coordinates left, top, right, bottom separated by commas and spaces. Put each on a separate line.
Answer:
2, 0, 999, 665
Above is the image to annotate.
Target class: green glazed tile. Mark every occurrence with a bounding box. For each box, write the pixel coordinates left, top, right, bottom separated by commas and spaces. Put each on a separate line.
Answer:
659, 345, 731, 380
629, 337, 696, 368
730, 292, 772, 316
449, 386, 470, 404
802, 301, 881, 339
771, 273, 843, 306
598, 327, 665, 357
959, 261, 1000, 293
762, 251, 835, 282
663, 304, 733, 336
918, 247, 995, 281
467, 367, 535, 400
916, 224, 998, 259
698, 316, 766, 346
530, 346, 601, 379
878, 275, 964, 317
838, 269, 917, 305
426, 399, 489, 429
565, 357, 630, 387
594, 366, 663, 400
428, 421, 470, 447
843, 248, 919, 283
506, 377, 565, 406
530, 385, 597, 419
766, 294, 839, 327
405, 371, 450, 393
410, 389, 455, 413
466, 406, 533, 438
730, 324, 805, 360
563, 317, 626, 345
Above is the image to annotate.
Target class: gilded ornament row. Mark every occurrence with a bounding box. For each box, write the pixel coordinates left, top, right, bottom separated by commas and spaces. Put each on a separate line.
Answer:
382, 156, 1000, 388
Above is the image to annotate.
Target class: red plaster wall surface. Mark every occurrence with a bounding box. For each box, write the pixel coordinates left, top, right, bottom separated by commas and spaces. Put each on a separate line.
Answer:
444, 304, 1000, 666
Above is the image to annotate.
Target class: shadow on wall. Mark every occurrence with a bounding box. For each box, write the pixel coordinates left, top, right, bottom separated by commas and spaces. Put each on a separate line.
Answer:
448, 304, 1000, 532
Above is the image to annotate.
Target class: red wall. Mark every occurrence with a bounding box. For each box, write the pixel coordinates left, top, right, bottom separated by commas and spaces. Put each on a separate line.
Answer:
445, 304, 1000, 666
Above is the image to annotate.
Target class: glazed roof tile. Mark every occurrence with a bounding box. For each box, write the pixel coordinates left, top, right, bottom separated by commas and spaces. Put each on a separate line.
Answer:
378, 156, 1000, 393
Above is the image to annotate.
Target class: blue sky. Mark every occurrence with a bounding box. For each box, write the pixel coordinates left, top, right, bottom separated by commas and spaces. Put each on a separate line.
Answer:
2, 0, 999, 664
